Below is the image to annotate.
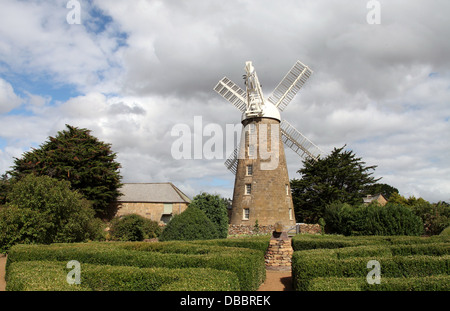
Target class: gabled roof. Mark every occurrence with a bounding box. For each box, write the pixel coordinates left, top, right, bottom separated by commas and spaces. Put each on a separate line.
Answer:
363, 193, 387, 204
117, 183, 191, 203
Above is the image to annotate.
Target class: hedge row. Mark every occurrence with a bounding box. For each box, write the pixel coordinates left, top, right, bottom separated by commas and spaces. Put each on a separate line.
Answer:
292, 243, 450, 291
291, 234, 450, 251
6, 261, 239, 291
6, 241, 266, 291
309, 276, 450, 291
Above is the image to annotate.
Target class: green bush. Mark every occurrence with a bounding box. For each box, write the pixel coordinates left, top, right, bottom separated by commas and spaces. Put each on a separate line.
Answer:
323, 202, 424, 236
0, 174, 104, 252
291, 243, 450, 291
6, 240, 266, 291
109, 214, 161, 241
309, 275, 450, 291
440, 226, 450, 236
159, 207, 219, 241
188, 193, 229, 238
291, 234, 449, 251
6, 261, 240, 291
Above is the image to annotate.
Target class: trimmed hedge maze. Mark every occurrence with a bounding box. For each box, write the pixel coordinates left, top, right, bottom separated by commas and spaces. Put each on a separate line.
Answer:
291, 235, 450, 291
6, 236, 270, 291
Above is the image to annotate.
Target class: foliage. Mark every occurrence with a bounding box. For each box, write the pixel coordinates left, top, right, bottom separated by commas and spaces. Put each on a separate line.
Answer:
6, 261, 240, 291
8, 124, 122, 215
159, 207, 219, 241
364, 183, 399, 200
291, 145, 379, 223
188, 192, 229, 238
109, 214, 161, 241
6, 237, 267, 290
388, 193, 450, 235
291, 240, 450, 291
291, 234, 448, 251
0, 173, 11, 205
0, 174, 104, 252
309, 276, 450, 291
323, 201, 424, 236
440, 226, 450, 236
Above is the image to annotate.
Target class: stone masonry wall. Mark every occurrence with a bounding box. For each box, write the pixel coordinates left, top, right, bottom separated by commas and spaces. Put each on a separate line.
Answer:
264, 233, 293, 270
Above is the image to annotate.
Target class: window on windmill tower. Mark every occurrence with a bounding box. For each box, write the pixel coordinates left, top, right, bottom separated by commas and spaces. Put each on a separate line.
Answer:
289, 208, 293, 220
243, 208, 250, 220
286, 184, 289, 195
246, 164, 253, 176
245, 183, 252, 195
248, 144, 256, 158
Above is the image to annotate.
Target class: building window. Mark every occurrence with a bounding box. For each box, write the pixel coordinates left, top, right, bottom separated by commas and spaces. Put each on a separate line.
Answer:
243, 208, 250, 220
248, 144, 256, 158
246, 164, 253, 176
289, 208, 293, 221
286, 184, 289, 196
245, 183, 252, 195
163, 203, 173, 215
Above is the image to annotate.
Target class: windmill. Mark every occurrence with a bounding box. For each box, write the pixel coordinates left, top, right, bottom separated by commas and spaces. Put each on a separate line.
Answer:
214, 60, 322, 229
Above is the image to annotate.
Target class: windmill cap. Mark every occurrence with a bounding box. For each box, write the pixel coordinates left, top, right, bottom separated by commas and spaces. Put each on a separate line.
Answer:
241, 101, 281, 122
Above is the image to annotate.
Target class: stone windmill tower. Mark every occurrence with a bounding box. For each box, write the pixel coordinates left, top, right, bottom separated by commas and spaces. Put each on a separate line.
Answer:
214, 61, 322, 230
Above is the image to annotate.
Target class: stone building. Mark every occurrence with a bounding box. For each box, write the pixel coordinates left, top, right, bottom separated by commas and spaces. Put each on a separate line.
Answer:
363, 193, 388, 206
110, 183, 191, 225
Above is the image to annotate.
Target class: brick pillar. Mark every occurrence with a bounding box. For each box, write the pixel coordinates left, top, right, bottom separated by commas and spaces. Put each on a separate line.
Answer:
264, 230, 293, 270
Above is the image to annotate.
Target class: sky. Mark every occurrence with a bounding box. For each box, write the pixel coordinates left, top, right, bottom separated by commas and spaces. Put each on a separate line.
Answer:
0, 0, 449, 203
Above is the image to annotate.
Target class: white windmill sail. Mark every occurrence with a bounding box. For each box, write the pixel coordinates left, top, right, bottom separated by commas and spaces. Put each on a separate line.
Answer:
280, 120, 322, 161
214, 60, 323, 175
268, 61, 312, 112
224, 146, 239, 174
214, 77, 247, 112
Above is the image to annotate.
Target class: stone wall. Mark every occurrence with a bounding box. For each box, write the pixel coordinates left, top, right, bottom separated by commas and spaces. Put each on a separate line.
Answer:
297, 223, 322, 235
264, 232, 293, 270
106, 202, 188, 225
228, 224, 275, 236
228, 223, 322, 236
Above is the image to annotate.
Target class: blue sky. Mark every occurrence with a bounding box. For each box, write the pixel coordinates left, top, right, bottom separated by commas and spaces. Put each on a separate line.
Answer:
0, 0, 449, 202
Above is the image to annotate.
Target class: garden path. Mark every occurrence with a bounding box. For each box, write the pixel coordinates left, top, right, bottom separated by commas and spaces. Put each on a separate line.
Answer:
257, 269, 293, 291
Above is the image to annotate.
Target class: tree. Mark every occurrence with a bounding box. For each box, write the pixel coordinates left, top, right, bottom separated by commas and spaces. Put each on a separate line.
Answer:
0, 174, 104, 252
364, 183, 399, 200
188, 192, 229, 238
9, 124, 122, 215
291, 145, 379, 223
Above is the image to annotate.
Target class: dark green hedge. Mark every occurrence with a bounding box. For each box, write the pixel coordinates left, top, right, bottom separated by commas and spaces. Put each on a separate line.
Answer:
292, 243, 450, 291
6, 240, 266, 291
159, 207, 219, 241
6, 261, 239, 291
291, 234, 450, 251
309, 276, 450, 291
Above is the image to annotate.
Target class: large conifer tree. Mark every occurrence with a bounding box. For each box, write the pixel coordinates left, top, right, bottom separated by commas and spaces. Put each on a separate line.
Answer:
9, 124, 122, 215
290, 145, 379, 223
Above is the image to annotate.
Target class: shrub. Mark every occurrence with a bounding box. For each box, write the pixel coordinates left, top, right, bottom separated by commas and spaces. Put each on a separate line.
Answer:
188, 192, 229, 238
291, 244, 450, 291
0, 174, 103, 252
309, 276, 450, 291
6, 261, 240, 291
440, 226, 450, 236
6, 239, 266, 291
109, 214, 161, 241
323, 202, 424, 236
159, 207, 219, 241
291, 234, 449, 251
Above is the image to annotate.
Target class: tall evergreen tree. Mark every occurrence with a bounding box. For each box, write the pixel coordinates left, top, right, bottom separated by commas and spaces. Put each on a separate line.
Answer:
291, 145, 379, 223
9, 124, 122, 215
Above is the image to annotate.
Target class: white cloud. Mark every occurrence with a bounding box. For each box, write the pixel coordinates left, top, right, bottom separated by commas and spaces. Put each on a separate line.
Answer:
0, 0, 450, 203
0, 78, 22, 113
